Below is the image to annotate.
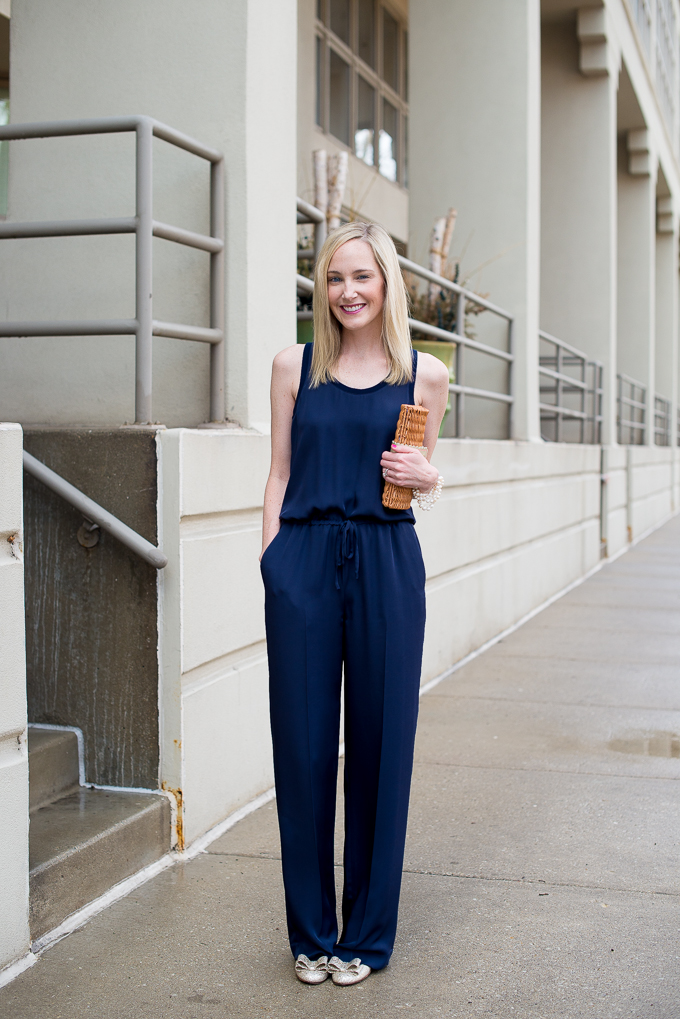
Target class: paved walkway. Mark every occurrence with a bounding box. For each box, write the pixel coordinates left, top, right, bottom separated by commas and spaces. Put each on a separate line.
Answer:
4, 517, 680, 1018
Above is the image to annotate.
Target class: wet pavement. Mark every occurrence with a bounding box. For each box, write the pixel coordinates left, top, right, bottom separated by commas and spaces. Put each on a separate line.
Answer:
3, 516, 680, 1018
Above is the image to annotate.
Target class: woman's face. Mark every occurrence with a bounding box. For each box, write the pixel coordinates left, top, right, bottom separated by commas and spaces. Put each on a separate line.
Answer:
326, 239, 385, 334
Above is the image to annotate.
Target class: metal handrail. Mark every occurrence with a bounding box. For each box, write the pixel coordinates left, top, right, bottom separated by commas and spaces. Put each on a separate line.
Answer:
538, 330, 603, 444
654, 394, 671, 446
296, 198, 326, 263
397, 255, 512, 319
617, 373, 646, 445
397, 255, 514, 437
23, 450, 168, 569
0, 116, 225, 425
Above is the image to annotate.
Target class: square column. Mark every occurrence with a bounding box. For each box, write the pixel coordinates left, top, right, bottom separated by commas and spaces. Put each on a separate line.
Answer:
540, 14, 619, 444
408, 0, 541, 441
617, 131, 657, 445
655, 195, 678, 449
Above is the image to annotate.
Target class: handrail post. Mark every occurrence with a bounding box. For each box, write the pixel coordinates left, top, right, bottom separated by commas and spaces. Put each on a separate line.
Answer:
507, 318, 514, 439
455, 291, 466, 437
579, 351, 586, 444
210, 158, 226, 423
314, 216, 327, 263
135, 118, 154, 424
555, 342, 562, 444
617, 374, 622, 444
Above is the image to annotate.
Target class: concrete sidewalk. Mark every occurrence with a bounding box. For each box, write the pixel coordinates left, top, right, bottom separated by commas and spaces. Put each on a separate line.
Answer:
3, 516, 680, 1018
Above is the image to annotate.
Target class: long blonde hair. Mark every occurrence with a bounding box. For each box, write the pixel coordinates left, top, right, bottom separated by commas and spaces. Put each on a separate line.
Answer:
310, 221, 412, 388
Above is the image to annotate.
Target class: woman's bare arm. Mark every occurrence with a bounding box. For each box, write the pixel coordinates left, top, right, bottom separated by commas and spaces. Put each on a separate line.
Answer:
261, 344, 304, 558
380, 351, 450, 490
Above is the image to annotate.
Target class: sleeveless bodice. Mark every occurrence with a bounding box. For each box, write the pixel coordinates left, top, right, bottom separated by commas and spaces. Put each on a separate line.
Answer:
279, 342, 417, 524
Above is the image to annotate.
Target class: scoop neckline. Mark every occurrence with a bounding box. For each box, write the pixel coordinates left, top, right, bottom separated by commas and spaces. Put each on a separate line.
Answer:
330, 377, 389, 394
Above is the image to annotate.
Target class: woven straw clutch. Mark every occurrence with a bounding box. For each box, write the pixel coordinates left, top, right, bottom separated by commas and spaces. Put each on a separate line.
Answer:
382, 404, 429, 510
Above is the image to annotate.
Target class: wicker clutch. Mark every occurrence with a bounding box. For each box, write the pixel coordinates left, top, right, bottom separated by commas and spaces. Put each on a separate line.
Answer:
382, 404, 429, 510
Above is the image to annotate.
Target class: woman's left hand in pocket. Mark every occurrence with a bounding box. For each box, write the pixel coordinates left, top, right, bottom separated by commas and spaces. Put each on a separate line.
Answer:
380, 443, 439, 490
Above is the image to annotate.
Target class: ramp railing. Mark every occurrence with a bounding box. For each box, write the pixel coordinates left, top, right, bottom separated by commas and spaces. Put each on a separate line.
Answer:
0, 116, 225, 425
654, 395, 671, 446
539, 330, 603, 444
617, 373, 646, 445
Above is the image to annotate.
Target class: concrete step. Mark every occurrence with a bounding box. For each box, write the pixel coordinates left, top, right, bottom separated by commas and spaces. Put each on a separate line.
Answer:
29, 788, 170, 939
28, 726, 80, 812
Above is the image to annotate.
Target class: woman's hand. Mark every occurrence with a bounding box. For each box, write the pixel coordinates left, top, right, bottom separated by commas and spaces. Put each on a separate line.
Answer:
380, 443, 439, 492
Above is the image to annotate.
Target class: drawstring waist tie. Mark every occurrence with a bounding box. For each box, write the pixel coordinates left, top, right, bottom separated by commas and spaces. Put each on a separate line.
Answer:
304, 518, 361, 589
334, 519, 360, 590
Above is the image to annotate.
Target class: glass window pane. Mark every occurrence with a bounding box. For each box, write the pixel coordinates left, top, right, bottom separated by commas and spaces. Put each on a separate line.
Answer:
316, 36, 323, 127
329, 49, 350, 145
317, 0, 325, 22
404, 30, 408, 100
382, 8, 399, 91
330, 0, 350, 44
358, 0, 375, 67
355, 76, 375, 166
379, 98, 398, 181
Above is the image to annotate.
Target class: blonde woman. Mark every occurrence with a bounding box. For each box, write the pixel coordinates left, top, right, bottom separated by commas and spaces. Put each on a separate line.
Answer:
261, 222, 449, 986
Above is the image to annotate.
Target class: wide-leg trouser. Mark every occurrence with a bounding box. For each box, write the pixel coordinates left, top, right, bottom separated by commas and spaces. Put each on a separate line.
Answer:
261, 519, 426, 971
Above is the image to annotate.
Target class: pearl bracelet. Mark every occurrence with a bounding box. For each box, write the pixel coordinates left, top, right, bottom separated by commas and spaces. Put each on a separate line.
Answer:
412, 475, 444, 511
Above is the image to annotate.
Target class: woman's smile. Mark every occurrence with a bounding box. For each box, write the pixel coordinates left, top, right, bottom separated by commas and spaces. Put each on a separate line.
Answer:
340, 302, 367, 315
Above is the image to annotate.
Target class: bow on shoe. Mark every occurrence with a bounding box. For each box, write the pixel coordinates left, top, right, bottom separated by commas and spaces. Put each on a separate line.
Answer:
295, 955, 328, 975
327, 956, 372, 985
327, 957, 362, 975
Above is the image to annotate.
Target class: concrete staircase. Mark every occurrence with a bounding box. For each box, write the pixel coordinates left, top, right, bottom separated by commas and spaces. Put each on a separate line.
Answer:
28, 726, 171, 940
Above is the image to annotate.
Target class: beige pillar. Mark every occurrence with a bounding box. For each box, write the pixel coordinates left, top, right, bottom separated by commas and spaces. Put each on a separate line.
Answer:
655, 193, 678, 449
617, 130, 656, 445
540, 14, 619, 445
408, 0, 541, 441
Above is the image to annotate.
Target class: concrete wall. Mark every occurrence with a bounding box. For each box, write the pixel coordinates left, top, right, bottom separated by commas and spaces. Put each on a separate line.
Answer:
0, 422, 29, 970
0, 0, 297, 432
158, 427, 272, 845
157, 428, 678, 846
416, 440, 601, 679
23, 429, 161, 788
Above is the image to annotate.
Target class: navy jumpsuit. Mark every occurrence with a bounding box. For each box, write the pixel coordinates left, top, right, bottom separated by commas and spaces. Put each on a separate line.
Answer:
261, 341, 426, 971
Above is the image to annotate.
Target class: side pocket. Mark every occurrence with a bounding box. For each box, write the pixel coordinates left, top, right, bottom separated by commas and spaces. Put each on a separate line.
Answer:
260, 528, 281, 569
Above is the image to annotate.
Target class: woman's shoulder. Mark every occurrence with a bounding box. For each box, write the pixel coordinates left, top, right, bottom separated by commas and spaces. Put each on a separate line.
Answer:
272, 343, 308, 399
415, 349, 451, 385
273, 343, 306, 372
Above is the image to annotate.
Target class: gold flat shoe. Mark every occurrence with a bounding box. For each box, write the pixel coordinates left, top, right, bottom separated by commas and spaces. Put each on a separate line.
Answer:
295, 954, 329, 984
328, 956, 372, 986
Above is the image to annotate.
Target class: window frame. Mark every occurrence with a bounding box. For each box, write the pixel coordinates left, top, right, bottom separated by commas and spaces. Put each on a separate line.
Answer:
316, 0, 409, 188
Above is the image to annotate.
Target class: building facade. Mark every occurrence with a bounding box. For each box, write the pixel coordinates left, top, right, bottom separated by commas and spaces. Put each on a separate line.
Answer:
1, 0, 679, 977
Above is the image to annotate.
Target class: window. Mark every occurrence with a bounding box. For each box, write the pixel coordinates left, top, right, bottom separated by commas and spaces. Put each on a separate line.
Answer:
379, 97, 398, 181
316, 1, 408, 186
329, 49, 351, 145
356, 76, 375, 166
